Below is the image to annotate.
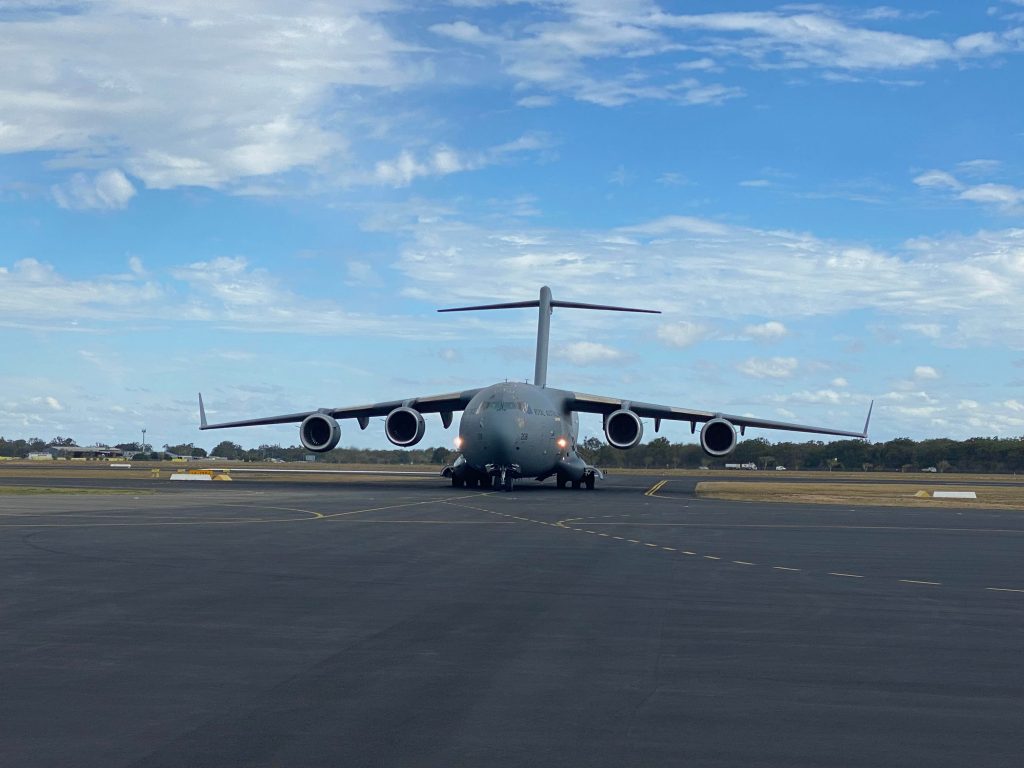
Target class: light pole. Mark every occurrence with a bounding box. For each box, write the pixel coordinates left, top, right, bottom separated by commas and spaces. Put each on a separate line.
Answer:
141, 429, 147, 454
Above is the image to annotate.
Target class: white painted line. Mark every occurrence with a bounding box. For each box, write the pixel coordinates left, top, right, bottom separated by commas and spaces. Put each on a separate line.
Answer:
900, 579, 941, 586
773, 567, 800, 572
704, 555, 720, 560
986, 587, 1024, 594
732, 560, 755, 566
828, 572, 864, 578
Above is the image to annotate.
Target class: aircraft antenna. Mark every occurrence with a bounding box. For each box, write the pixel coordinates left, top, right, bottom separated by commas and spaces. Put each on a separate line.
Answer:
438, 286, 659, 388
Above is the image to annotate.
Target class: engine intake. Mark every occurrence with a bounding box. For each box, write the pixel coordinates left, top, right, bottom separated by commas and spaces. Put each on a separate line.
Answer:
299, 413, 341, 453
605, 409, 643, 449
385, 407, 426, 447
700, 417, 737, 456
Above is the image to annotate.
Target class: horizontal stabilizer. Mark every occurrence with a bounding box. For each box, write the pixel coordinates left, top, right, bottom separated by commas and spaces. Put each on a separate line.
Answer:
438, 299, 659, 314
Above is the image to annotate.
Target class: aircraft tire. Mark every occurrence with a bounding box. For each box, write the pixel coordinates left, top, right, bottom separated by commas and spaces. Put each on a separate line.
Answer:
585, 475, 595, 490
502, 475, 514, 492
556, 475, 567, 489
571, 479, 581, 489
451, 477, 465, 488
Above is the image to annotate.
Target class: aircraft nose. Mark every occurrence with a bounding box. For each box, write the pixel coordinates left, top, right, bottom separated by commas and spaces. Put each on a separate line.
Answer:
482, 409, 520, 465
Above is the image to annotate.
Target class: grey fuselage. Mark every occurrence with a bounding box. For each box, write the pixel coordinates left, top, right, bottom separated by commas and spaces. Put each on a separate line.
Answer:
457, 382, 589, 481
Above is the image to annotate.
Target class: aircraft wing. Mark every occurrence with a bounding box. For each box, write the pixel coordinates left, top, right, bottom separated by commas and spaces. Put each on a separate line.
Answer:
567, 391, 871, 439
199, 389, 483, 431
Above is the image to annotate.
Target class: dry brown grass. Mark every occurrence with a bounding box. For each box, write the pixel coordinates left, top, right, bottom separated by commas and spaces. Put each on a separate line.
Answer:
695, 481, 1024, 510
0, 460, 440, 484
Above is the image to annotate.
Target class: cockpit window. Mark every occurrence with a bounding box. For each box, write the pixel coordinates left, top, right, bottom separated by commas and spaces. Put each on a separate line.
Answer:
475, 400, 522, 414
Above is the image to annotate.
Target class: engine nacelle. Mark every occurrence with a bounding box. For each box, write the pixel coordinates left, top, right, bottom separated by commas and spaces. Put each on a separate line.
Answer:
605, 409, 644, 449
700, 417, 737, 457
299, 413, 341, 453
385, 406, 426, 447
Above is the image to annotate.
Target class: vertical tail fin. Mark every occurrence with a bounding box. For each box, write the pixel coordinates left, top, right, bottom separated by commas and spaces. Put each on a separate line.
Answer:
438, 287, 659, 387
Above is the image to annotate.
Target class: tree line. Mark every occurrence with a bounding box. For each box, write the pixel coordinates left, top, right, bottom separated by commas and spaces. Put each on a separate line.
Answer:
3, 434, 1023, 473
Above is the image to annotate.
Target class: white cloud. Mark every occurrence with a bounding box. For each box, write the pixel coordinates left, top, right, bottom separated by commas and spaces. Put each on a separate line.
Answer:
959, 183, 1024, 208
372, 133, 551, 187
739, 179, 772, 188
831, 377, 848, 388
128, 256, 146, 277
516, 95, 555, 108
52, 169, 137, 210
439, 348, 461, 363
34, 396, 64, 411
738, 356, 799, 379
903, 322, 943, 339
561, 341, 622, 365
914, 365, 940, 379
656, 322, 708, 348
914, 167, 1024, 213
430, 5, 1021, 108
744, 320, 788, 340
912, 170, 963, 190
387, 211, 1024, 350
0, 2, 420, 190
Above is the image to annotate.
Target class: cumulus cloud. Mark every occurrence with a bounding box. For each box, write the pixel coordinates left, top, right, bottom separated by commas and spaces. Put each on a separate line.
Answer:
657, 322, 708, 348
0, 2, 420, 191
738, 356, 799, 379
561, 341, 622, 365
52, 169, 136, 210
743, 320, 788, 340
914, 365, 940, 379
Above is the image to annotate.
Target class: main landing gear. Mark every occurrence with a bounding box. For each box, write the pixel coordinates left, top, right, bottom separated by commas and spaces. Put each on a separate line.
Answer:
557, 473, 596, 490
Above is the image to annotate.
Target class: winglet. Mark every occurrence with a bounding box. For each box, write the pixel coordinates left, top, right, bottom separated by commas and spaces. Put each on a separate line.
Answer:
199, 393, 208, 430
862, 399, 874, 439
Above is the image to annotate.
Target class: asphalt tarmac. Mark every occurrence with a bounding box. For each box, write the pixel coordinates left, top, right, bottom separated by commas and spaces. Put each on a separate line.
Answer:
1, 473, 1022, 767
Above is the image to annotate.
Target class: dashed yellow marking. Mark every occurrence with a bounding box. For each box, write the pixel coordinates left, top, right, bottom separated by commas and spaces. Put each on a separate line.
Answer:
900, 579, 941, 586
829, 572, 864, 579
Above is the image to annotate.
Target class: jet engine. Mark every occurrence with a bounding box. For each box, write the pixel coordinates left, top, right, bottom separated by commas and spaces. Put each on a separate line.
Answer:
700, 417, 737, 456
385, 406, 426, 447
605, 409, 643, 449
299, 413, 341, 453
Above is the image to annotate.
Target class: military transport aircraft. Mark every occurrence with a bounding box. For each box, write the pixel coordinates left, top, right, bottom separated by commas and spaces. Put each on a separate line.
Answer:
199, 286, 871, 491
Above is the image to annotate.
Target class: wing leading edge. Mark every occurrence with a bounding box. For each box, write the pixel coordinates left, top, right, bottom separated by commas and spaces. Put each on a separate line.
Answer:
568, 391, 872, 440
198, 389, 483, 431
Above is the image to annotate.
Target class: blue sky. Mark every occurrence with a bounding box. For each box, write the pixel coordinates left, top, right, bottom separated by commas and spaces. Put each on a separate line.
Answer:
2, 0, 1024, 451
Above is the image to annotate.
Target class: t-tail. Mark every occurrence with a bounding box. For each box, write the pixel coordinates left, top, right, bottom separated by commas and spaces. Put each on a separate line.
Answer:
438, 286, 659, 387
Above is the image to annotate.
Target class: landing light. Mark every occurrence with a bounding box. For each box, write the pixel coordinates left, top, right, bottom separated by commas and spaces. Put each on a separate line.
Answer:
454, 436, 464, 449
556, 437, 568, 449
